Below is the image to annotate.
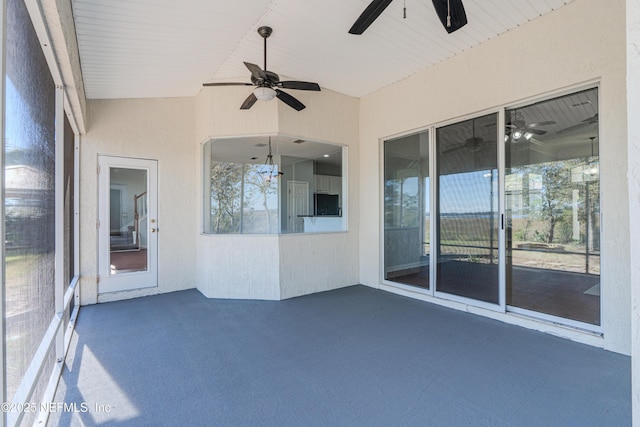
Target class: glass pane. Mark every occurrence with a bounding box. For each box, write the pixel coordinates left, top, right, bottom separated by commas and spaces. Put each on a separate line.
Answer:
243, 163, 279, 234
383, 130, 430, 289
436, 114, 499, 304
5, 0, 57, 412
506, 88, 600, 325
283, 143, 343, 234
109, 168, 148, 274
207, 160, 243, 234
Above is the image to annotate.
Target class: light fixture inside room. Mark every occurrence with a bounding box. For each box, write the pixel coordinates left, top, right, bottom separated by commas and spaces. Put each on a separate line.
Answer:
507, 111, 556, 143
586, 136, 599, 176
253, 87, 277, 101
260, 136, 282, 183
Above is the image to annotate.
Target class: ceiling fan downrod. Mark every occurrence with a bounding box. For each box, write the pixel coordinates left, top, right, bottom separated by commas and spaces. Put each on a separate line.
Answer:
257, 26, 272, 72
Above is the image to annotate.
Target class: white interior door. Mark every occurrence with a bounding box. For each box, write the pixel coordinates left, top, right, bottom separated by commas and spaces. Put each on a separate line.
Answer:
98, 156, 158, 293
287, 181, 309, 233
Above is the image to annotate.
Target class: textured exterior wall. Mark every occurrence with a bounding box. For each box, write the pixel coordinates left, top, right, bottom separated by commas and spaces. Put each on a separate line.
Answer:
279, 232, 358, 300
627, 0, 640, 421
196, 235, 281, 300
79, 98, 197, 304
359, 0, 630, 354
195, 86, 278, 143
194, 86, 360, 300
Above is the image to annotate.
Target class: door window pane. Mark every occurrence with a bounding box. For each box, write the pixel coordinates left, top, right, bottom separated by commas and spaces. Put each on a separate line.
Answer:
436, 114, 499, 304
109, 168, 148, 274
506, 88, 600, 325
383, 131, 430, 289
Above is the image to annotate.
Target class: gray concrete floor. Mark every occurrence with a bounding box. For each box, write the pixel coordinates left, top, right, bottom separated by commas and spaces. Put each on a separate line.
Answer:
49, 285, 630, 426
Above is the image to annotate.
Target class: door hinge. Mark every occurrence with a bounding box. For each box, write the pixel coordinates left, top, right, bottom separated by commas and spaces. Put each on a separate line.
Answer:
97, 275, 100, 284
97, 164, 100, 175
96, 219, 100, 229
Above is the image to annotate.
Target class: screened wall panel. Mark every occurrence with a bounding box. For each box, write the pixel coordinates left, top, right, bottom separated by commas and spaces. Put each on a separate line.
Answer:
64, 114, 75, 327
5, 0, 57, 412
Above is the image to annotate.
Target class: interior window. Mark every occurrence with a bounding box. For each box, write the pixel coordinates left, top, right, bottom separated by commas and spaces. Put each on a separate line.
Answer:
203, 136, 345, 235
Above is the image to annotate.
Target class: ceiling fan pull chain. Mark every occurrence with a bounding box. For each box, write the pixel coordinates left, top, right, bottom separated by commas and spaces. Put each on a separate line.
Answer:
447, 0, 451, 27
403, 0, 406, 19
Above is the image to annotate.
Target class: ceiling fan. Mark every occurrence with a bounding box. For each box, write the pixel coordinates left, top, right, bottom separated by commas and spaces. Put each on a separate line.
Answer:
349, 0, 467, 35
202, 26, 321, 111
556, 113, 598, 135
442, 136, 493, 154
506, 114, 556, 141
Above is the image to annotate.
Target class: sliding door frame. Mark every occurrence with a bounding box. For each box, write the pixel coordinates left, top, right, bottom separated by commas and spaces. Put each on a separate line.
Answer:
381, 82, 603, 334
501, 82, 603, 334
430, 108, 505, 313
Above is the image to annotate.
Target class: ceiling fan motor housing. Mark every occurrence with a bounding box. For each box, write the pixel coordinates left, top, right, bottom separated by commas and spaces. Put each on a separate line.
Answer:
251, 70, 280, 87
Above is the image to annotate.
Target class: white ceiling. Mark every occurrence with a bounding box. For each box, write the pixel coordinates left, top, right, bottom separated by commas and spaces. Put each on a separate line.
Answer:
72, 0, 573, 100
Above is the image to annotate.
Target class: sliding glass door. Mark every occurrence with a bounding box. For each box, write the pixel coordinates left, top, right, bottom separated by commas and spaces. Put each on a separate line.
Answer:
383, 131, 430, 289
505, 88, 600, 325
435, 114, 499, 304
382, 88, 600, 328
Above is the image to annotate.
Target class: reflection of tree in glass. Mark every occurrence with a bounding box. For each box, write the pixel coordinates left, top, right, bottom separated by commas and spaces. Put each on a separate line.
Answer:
210, 162, 242, 233
513, 158, 600, 246
383, 176, 419, 228
244, 165, 278, 234
538, 162, 571, 244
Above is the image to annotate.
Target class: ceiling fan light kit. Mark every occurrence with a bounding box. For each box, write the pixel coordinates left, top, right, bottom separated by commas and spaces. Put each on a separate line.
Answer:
254, 87, 277, 101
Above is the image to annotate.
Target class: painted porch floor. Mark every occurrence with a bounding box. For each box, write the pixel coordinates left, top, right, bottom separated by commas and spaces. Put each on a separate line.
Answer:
49, 285, 630, 426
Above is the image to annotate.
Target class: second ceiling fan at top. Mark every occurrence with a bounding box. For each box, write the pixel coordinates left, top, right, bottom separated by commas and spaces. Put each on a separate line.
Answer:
349, 0, 467, 35
202, 26, 321, 111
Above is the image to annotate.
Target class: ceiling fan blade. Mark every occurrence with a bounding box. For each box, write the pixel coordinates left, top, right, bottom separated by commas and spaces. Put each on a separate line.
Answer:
442, 144, 465, 154
278, 81, 321, 91
244, 62, 267, 82
240, 92, 258, 110
527, 120, 556, 128
349, 0, 394, 35
557, 114, 598, 134
202, 82, 254, 87
526, 128, 547, 136
276, 89, 305, 111
432, 0, 467, 34
529, 138, 544, 147
556, 122, 592, 135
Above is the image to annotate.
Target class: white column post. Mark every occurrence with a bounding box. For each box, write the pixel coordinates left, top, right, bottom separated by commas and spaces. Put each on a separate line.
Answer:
627, 0, 640, 425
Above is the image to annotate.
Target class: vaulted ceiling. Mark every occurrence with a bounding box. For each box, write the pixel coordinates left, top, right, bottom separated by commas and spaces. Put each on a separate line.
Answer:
71, 0, 573, 100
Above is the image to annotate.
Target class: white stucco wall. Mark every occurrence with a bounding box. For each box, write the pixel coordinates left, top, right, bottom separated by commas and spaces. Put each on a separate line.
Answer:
79, 97, 197, 304
627, 0, 640, 421
194, 86, 360, 300
196, 235, 281, 300
195, 86, 278, 142
359, 0, 630, 354
278, 88, 360, 299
